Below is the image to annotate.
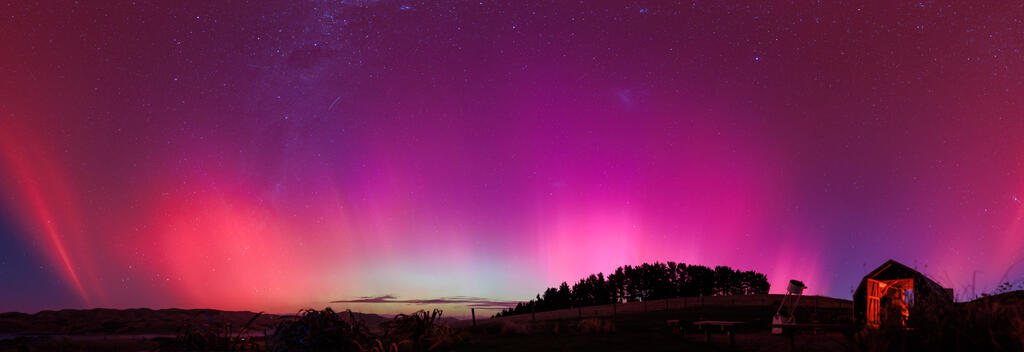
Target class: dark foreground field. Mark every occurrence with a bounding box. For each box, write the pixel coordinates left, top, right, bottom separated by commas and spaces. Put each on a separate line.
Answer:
0, 321, 851, 352
464, 331, 851, 352
458, 310, 853, 352
0, 304, 853, 352
1, 292, 1021, 351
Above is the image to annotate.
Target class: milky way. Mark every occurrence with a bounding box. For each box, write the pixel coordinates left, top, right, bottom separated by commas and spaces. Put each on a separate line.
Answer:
2, 1, 1023, 314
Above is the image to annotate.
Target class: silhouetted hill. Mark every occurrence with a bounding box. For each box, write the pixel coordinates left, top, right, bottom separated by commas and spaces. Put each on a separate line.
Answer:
0, 308, 389, 335
967, 290, 1024, 306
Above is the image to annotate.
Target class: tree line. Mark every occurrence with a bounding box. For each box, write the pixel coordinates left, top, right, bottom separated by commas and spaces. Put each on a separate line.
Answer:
494, 261, 770, 317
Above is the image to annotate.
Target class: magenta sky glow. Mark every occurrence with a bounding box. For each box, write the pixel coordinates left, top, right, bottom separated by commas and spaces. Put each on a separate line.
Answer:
1, 1, 1023, 315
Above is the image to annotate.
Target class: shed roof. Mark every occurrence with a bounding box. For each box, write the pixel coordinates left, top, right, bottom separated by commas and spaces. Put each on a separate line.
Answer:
859, 259, 946, 292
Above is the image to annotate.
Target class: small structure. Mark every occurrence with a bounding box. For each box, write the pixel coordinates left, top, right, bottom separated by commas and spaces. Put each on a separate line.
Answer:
853, 259, 953, 329
771, 279, 807, 334
692, 320, 743, 347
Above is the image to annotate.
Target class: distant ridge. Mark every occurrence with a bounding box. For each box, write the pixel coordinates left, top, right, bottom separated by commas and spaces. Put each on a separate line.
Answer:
967, 290, 1024, 305
0, 308, 389, 335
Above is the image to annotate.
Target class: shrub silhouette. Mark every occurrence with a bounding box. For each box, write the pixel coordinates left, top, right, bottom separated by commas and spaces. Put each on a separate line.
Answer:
381, 309, 461, 351
267, 308, 372, 352
223, 308, 462, 352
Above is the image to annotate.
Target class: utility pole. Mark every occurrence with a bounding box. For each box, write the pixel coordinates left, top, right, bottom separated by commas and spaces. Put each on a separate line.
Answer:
471, 308, 476, 327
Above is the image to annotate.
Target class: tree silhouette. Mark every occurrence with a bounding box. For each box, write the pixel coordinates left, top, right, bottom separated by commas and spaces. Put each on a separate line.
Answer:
495, 261, 771, 317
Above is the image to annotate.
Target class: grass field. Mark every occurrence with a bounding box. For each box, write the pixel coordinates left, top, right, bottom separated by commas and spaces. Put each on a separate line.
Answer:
454, 305, 854, 352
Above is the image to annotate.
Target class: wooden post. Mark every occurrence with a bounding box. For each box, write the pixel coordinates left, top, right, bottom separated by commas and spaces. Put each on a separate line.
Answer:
787, 327, 795, 352
814, 296, 819, 316
471, 308, 476, 327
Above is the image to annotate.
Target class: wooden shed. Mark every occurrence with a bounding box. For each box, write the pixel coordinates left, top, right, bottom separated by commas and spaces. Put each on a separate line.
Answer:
853, 259, 953, 329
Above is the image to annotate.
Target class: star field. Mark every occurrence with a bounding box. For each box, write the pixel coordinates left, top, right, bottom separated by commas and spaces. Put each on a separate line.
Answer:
1, 1, 1023, 314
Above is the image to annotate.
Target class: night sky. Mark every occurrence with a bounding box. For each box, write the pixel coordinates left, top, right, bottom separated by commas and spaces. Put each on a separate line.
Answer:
2, 1, 1023, 315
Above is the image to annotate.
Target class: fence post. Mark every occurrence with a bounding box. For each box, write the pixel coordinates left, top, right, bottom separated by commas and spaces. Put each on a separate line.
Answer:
472, 308, 476, 327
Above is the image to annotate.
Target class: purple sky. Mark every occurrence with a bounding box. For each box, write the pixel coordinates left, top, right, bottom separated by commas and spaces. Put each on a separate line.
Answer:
1, 1, 1023, 315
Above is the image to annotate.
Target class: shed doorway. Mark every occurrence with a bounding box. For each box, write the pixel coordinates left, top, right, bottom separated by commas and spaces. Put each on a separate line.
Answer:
866, 278, 913, 329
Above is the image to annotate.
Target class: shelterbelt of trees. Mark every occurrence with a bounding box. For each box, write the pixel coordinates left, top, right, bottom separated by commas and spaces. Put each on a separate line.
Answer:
495, 261, 770, 317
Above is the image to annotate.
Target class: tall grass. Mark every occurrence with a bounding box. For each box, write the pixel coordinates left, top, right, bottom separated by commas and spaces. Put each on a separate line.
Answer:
267, 308, 373, 352
381, 309, 462, 351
